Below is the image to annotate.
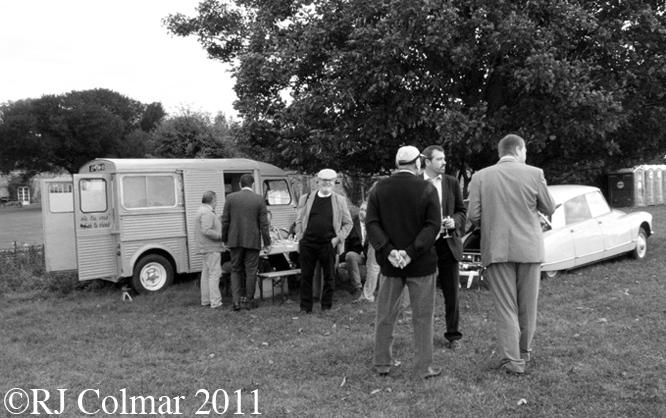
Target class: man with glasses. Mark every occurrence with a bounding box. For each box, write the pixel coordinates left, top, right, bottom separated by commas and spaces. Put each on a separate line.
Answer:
422, 145, 467, 350
294, 169, 352, 314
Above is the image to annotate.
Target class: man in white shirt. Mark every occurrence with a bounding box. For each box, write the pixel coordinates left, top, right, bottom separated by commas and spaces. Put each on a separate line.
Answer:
422, 145, 467, 350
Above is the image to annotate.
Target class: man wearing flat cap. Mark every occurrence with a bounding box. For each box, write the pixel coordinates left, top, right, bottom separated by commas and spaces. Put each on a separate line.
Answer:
294, 169, 353, 313
366, 146, 443, 379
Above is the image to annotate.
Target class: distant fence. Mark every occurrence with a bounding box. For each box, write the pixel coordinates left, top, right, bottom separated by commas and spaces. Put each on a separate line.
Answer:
0, 242, 44, 267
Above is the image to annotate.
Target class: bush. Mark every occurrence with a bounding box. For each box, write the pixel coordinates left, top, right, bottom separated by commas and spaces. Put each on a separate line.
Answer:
0, 244, 80, 294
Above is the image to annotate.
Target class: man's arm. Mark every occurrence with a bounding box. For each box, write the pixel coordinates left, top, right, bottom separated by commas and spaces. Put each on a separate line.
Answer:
293, 194, 307, 237
536, 169, 556, 216
337, 196, 353, 241
259, 199, 271, 247
451, 177, 467, 235
467, 174, 482, 227
204, 210, 222, 241
365, 190, 394, 255
404, 184, 441, 261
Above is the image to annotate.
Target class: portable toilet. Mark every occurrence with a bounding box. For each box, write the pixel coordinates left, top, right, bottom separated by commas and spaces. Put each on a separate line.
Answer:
645, 165, 655, 205
633, 166, 646, 207
607, 169, 636, 207
655, 166, 664, 205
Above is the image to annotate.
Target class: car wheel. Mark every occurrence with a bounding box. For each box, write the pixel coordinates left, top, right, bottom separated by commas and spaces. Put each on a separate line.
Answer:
541, 270, 560, 280
132, 254, 174, 294
630, 228, 648, 261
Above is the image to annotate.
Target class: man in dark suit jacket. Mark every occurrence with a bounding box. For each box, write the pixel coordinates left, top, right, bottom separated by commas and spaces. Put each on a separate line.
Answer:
222, 174, 272, 311
422, 145, 467, 350
468, 134, 555, 375
366, 145, 442, 379
342, 202, 369, 298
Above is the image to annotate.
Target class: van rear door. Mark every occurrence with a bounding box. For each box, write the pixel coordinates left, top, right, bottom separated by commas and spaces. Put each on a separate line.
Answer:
73, 173, 118, 281
41, 179, 77, 272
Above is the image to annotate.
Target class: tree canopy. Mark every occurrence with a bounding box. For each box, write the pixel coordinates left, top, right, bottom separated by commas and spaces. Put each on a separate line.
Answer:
0, 89, 166, 175
148, 108, 242, 158
165, 0, 666, 187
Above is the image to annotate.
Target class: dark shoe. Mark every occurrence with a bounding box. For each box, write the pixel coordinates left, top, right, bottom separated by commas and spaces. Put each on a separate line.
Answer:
485, 361, 524, 376
351, 288, 362, 298
422, 367, 442, 379
233, 303, 241, 312
244, 298, 257, 310
298, 309, 312, 315
374, 359, 401, 376
447, 340, 462, 350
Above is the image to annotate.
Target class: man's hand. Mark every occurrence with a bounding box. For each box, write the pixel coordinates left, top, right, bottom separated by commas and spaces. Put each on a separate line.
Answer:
389, 249, 410, 269
331, 237, 339, 248
263, 245, 272, 254
398, 250, 411, 268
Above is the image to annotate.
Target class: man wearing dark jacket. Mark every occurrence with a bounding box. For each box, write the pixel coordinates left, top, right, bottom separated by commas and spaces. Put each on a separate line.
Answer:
222, 174, 272, 311
366, 145, 442, 379
423, 145, 467, 350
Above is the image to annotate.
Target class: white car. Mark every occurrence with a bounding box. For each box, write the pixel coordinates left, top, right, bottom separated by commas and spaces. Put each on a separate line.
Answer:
460, 185, 654, 285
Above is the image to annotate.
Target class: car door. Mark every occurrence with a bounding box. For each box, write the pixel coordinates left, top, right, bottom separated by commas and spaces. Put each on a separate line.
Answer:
563, 194, 605, 267
586, 191, 633, 257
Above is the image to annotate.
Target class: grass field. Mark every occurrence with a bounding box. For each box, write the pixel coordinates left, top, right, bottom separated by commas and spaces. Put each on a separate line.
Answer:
0, 204, 43, 249
0, 206, 664, 417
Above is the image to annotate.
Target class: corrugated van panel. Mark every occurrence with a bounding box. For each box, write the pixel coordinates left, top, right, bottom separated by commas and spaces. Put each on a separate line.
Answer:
120, 213, 186, 241
269, 206, 298, 231
122, 238, 186, 275
184, 170, 226, 272
78, 235, 118, 281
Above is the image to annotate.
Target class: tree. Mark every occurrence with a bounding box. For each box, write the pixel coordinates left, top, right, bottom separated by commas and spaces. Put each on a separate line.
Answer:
0, 89, 166, 174
165, 0, 666, 188
149, 108, 229, 158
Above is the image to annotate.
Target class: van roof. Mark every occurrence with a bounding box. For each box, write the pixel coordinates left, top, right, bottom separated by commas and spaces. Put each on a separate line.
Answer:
80, 158, 288, 176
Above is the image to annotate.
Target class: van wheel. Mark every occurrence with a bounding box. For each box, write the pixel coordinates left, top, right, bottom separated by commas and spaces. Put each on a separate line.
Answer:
132, 254, 174, 294
541, 270, 560, 280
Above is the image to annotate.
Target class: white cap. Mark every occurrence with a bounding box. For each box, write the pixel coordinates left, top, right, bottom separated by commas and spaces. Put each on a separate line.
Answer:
317, 168, 337, 180
395, 146, 422, 165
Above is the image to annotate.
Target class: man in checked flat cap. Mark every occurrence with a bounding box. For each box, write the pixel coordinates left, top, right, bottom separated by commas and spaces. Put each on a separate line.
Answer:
294, 169, 352, 314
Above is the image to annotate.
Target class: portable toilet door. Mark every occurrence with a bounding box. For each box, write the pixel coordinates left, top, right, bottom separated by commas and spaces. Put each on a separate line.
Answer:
607, 169, 635, 207
633, 166, 645, 207
654, 165, 664, 205
645, 166, 655, 206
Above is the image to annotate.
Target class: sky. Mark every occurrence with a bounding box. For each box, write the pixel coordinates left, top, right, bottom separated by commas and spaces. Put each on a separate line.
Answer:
0, 0, 238, 118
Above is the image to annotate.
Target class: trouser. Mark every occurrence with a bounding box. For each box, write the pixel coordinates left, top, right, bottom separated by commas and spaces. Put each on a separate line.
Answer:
200, 252, 222, 308
361, 246, 380, 301
299, 240, 336, 311
230, 247, 260, 304
345, 251, 366, 289
486, 262, 541, 374
435, 238, 462, 342
374, 272, 437, 378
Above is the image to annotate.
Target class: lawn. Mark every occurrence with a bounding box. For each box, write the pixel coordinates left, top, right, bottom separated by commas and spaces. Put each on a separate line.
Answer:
0, 206, 665, 417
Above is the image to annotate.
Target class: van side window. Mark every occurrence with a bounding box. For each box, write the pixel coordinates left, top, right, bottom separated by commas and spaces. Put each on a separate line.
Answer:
49, 182, 74, 213
80, 179, 107, 213
264, 179, 292, 205
122, 175, 176, 209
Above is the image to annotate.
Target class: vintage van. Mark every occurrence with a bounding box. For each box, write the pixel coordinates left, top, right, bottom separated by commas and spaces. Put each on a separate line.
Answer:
41, 158, 298, 293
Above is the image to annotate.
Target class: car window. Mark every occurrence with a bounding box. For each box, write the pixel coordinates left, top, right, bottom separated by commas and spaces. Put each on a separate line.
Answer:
563, 195, 592, 225
586, 191, 611, 218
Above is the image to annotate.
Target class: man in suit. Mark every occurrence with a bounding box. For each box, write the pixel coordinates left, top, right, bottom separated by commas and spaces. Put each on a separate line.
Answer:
468, 134, 556, 375
195, 190, 226, 309
342, 201, 369, 299
366, 146, 442, 379
222, 174, 272, 311
422, 145, 467, 350
294, 169, 352, 313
